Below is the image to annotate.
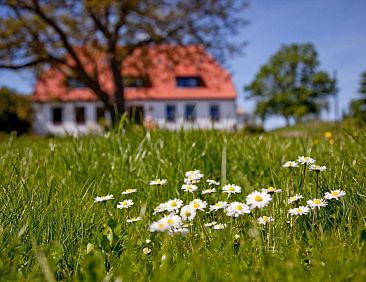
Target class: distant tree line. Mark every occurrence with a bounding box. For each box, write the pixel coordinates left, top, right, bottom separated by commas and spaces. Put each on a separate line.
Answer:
245, 43, 336, 125
349, 71, 366, 123
0, 87, 32, 134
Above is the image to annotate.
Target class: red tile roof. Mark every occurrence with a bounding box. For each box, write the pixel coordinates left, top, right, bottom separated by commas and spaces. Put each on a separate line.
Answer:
33, 45, 237, 102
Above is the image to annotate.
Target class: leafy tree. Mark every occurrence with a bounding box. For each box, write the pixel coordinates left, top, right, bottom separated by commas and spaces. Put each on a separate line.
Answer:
0, 0, 247, 124
0, 87, 32, 134
245, 43, 336, 125
349, 71, 366, 122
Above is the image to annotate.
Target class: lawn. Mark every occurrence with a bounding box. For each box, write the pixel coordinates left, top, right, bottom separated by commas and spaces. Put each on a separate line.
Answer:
0, 122, 365, 281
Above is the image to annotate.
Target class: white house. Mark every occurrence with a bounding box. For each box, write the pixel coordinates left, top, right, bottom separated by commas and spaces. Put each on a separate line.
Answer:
32, 45, 239, 135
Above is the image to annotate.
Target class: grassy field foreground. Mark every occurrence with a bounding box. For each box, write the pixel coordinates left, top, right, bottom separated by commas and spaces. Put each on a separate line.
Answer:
0, 124, 365, 281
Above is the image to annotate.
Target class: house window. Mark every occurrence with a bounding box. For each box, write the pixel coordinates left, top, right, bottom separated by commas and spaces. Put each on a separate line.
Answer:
75, 106, 86, 124
66, 77, 86, 88
52, 107, 63, 125
185, 104, 196, 121
176, 76, 204, 87
123, 76, 150, 87
96, 106, 105, 122
210, 105, 220, 121
166, 104, 176, 122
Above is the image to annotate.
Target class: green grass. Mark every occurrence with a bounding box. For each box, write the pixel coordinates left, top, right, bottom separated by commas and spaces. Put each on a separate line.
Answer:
0, 123, 365, 281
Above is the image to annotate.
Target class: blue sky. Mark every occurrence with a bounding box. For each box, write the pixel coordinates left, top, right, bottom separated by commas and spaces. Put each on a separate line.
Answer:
1, 0, 365, 129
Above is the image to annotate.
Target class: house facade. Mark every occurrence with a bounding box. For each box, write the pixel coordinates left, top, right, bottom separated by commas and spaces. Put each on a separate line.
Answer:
32, 46, 239, 135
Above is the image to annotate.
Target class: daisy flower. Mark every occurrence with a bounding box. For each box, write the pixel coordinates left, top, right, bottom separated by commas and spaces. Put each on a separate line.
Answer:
226, 202, 251, 217
189, 199, 207, 211
213, 223, 227, 230
143, 247, 151, 254
297, 156, 316, 165
261, 186, 282, 194
184, 177, 200, 184
181, 184, 198, 193
309, 165, 327, 172
222, 184, 241, 194
257, 216, 274, 225
204, 221, 217, 227
149, 179, 167, 186
209, 201, 228, 211
288, 194, 304, 204
306, 198, 328, 209
94, 194, 114, 203
246, 191, 272, 209
117, 199, 134, 209
288, 206, 310, 216
166, 198, 184, 212
169, 227, 189, 236
122, 188, 137, 195
282, 161, 299, 168
161, 214, 182, 228
149, 219, 170, 232
126, 217, 142, 223
324, 189, 346, 200
206, 179, 220, 186
202, 188, 217, 195
180, 205, 196, 221
153, 202, 167, 215
185, 170, 204, 179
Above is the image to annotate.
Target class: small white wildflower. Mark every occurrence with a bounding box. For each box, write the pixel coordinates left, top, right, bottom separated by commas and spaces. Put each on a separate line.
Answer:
222, 184, 241, 194
153, 203, 167, 215
126, 217, 142, 223
261, 186, 282, 194
213, 223, 227, 230
143, 247, 151, 254
94, 194, 114, 203
202, 188, 217, 194
189, 199, 207, 211
246, 191, 272, 209
257, 216, 274, 225
288, 206, 310, 216
226, 202, 251, 217
282, 161, 299, 168
122, 188, 137, 195
149, 179, 167, 186
180, 205, 196, 221
161, 214, 182, 228
204, 221, 217, 227
306, 198, 328, 209
206, 179, 220, 186
324, 189, 346, 200
288, 194, 304, 204
117, 199, 134, 209
181, 184, 198, 193
309, 165, 327, 172
209, 201, 228, 211
166, 198, 184, 212
149, 219, 169, 232
297, 156, 316, 165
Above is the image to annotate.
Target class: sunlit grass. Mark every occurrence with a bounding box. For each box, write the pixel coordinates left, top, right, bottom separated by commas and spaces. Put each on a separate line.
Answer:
0, 124, 365, 281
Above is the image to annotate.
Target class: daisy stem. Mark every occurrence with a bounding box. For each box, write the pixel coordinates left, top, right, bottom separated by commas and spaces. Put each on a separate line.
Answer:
103, 202, 112, 218
316, 172, 319, 198
290, 171, 294, 194
301, 164, 307, 193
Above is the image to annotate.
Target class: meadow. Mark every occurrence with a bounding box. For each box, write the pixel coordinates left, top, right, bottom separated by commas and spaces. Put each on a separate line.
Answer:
0, 121, 365, 281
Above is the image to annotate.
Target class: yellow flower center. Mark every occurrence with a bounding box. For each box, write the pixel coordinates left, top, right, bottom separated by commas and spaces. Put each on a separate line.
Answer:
313, 199, 321, 205
171, 201, 177, 207
193, 203, 200, 209
268, 187, 274, 191
158, 223, 165, 229
297, 208, 302, 213
185, 211, 191, 217
236, 205, 243, 211
255, 195, 263, 202
262, 216, 268, 222
229, 186, 235, 192
167, 219, 174, 225
127, 189, 133, 192
331, 191, 339, 196
304, 157, 309, 161
216, 203, 222, 207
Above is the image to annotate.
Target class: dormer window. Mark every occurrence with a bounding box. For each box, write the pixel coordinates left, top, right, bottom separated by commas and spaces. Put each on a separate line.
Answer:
66, 77, 86, 88
123, 76, 151, 88
176, 76, 204, 87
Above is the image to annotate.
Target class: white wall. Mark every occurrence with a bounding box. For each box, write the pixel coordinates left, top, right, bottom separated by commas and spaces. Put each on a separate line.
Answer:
33, 100, 238, 135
